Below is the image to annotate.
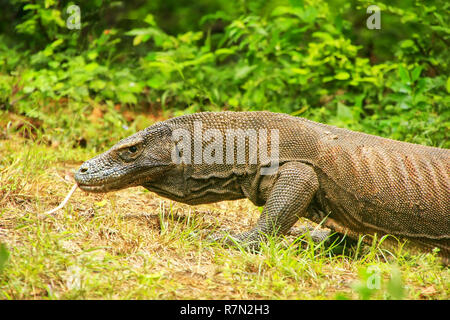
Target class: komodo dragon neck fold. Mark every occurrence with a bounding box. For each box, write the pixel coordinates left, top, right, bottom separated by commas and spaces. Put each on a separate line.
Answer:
74, 111, 450, 263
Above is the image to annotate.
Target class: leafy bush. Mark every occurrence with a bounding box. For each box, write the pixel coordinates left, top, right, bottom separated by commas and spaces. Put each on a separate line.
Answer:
0, 0, 448, 148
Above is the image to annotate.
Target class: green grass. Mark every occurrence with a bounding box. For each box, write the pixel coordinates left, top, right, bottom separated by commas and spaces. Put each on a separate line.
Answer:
0, 132, 448, 300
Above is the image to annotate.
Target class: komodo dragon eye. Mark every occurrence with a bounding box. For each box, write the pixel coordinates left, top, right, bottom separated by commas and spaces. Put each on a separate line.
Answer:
128, 145, 138, 153
118, 143, 141, 162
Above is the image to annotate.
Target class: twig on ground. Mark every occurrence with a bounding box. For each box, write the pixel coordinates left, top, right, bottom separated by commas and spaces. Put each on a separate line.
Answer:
44, 184, 78, 215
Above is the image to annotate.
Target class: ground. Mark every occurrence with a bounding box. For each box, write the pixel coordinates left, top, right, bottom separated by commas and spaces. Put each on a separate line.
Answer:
0, 133, 448, 300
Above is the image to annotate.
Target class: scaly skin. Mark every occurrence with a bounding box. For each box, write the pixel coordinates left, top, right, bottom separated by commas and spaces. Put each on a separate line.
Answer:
75, 111, 450, 262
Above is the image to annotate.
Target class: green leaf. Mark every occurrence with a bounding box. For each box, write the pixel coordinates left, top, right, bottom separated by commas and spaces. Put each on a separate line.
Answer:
337, 102, 353, 121
23, 4, 40, 11
126, 27, 160, 36
49, 39, 64, 48
133, 34, 150, 46
146, 77, 164, 89
214, 48, 236, 57
234, 65, 257, 80
302, 6, 317, 23
87, 51, 98, 61
84, 62, 100, 72
117, 92, 137, 104
90, 79, 106, 90
387, 267, 405, 300
0, 243, 9, 272
289, 0, 304, 8
23, 86, 36, 94
178, 31, 203, 44
400, 40, 415, 49
398, 65, 410, 84
335, 72, 350, 80
144, 14, 156, 26
291, 68, 309, 75
411, 66, 422, 82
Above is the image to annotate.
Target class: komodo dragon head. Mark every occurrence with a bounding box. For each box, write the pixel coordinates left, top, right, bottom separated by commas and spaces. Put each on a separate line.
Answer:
75, 124, 175, 192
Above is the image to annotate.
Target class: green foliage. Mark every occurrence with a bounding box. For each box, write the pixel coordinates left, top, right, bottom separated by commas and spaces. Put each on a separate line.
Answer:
0, 243, 9, 273
0, 0, 448, 148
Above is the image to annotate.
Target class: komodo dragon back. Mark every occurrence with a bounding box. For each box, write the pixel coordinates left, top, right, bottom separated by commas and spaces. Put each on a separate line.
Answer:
307, 121, 450, 257
75, 111, 450, 263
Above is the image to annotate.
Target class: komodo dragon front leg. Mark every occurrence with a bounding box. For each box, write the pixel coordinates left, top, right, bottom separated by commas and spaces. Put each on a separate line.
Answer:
216, 162, 320, 249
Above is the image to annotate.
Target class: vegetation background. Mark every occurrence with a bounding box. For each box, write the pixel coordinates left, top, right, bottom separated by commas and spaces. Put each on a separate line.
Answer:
0, 0, 448, 300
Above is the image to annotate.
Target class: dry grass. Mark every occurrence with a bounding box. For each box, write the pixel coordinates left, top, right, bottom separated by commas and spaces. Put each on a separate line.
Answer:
0, 134, 448, 300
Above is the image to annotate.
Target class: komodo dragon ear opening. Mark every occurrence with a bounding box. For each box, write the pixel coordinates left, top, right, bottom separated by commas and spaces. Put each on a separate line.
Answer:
142, 123, 175, 164
144, 123, 172, 141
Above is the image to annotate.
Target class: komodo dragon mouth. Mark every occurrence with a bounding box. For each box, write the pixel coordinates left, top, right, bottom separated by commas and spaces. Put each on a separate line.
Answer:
76, 168, 156, 193
76, 183, 109, 192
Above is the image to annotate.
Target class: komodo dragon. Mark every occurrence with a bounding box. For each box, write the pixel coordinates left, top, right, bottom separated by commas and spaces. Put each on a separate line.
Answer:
74, 111, 450, 262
